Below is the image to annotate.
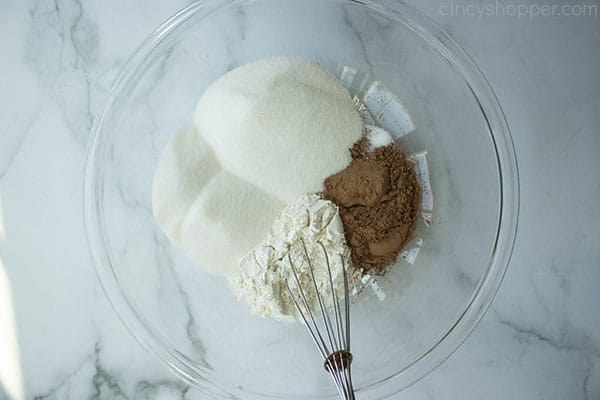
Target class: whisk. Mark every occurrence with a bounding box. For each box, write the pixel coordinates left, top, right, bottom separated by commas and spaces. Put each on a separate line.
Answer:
284, 241, 356, 400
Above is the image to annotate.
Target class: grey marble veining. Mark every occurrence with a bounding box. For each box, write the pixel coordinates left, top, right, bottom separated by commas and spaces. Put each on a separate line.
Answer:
0, 0, 598, 399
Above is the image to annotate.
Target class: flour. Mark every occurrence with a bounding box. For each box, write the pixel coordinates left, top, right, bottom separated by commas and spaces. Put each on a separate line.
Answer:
229, 194, 362, 321
193, 57, 363, 202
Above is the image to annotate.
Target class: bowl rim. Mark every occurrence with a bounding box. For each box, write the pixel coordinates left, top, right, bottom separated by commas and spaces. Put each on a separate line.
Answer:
83, 0, 520, 398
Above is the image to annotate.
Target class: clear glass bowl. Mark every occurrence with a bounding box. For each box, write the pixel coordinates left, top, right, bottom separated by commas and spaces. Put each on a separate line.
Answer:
83, 1, 519, 399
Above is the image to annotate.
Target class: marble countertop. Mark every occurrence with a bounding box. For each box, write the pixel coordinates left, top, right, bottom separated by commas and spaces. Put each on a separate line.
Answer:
1, 0, 598, 399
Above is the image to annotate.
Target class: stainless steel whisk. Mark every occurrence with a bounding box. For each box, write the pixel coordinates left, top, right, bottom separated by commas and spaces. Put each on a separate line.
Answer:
284, 241, 356, 400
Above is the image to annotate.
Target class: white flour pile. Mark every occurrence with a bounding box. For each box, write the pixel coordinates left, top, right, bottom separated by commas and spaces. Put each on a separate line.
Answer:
229, 194, 362, 321
153, 57, 363, 278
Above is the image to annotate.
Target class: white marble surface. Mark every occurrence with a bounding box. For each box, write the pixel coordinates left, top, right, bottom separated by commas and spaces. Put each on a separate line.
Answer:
0, 0, 599, 399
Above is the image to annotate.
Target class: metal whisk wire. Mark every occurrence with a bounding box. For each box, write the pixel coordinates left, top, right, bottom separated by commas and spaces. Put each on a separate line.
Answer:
284, 240, 355, 400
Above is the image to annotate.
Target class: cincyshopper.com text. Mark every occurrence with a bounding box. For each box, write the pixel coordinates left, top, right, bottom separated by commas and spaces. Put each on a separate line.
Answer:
439, 1, 598, 19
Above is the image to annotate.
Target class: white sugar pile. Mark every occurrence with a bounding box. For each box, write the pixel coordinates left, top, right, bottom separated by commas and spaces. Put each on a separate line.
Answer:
152, 125, 283, 276
193, 57, 363, 202
153, 57, 363, 276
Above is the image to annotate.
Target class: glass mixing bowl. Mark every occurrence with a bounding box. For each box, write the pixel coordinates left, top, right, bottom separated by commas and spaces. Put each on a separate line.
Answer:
84, 1, 519, 398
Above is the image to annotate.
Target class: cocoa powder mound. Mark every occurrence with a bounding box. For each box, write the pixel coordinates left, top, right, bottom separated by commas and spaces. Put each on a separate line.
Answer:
323, 137, 420, 274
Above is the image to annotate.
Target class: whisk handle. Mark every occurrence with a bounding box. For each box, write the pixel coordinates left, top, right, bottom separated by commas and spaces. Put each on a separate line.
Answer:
325, 351, 355, 399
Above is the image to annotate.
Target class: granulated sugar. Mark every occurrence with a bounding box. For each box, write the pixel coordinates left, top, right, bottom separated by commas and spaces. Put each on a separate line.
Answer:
152, 125, 283, 276
193, 57, 363, 202
153, 58, 362, 276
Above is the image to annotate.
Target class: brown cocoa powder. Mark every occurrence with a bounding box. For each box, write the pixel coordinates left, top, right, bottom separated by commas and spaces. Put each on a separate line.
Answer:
323, 137, 420, 274
324, 159, 389, 207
